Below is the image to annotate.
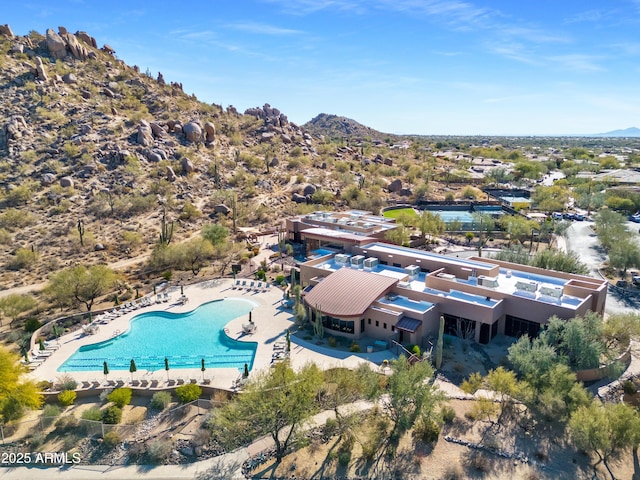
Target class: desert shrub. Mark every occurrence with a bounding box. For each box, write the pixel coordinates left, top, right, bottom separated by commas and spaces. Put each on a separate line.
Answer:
107, 388, 132, 408
411, 344, 421, 356
0, 208, 35, 230
349, 342, 361, 353
56, 374, 78, 391
103, 431, 121, 449
55, 415, 79, 432
147, 438, 173, 463
29, 432, 45, 450
150, 391, 172, 410
57, 390, 77, 406
440, 405, 456, 424
623, 380, 637, 395
0, 227, 12, 245
101, 405, 122, 424
323, 417, 338, 438
36, 380, 53, 391
23, 318, 41, 333
81, 407, 103, 421
415, 418, 440, 444
7, 247, 38, 270
328, 336, 337, 348
338, 449, 351, 467
42, 404, 62, 417
175, 383, 202, 403
63, 434, 80, 450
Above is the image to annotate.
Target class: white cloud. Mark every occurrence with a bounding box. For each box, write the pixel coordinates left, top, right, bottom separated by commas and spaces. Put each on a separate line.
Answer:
226, 22, 303, 35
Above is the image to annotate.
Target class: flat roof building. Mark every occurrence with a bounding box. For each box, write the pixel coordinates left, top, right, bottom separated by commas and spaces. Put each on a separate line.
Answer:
299, 240, 607, 347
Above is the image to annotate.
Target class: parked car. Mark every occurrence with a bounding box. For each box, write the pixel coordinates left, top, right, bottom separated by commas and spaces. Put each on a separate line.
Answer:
563, 212, 575, 220
630, 214, 640, 223
574, 213, 585, 221
552, 212, 563, 220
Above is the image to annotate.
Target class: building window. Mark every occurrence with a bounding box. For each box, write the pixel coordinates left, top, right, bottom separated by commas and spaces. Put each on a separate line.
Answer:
383, 323, 387, 329
321, 315, 355, 334
393, 263, 401, 268
391, 325, 395, 332
379, 260, 388, 265
375, 320, 379, 327
368, 318, 371, 325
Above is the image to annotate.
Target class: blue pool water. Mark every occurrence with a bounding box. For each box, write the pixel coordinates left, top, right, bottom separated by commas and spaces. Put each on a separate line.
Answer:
58, 298, 257, 372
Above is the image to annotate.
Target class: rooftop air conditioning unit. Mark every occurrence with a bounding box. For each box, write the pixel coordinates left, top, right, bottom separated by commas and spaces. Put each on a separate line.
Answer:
540, 285, 563, 298
437, 273, 456, 280
515, 280, 538, 293
364, 257, 379, 269
405, 265, 420, 279
478, 276, 499, 288
335, 254, 351, 265
350, 255, 365, 268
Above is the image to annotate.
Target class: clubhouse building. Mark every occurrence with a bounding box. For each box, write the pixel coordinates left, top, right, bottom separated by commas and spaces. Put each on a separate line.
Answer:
293, 212, 607, 346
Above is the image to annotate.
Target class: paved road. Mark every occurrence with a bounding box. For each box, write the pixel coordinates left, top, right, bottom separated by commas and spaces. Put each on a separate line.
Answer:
564, 222, 640, 315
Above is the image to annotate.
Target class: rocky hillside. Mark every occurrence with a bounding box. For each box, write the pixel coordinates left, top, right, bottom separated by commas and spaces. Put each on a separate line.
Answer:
0, 25, 463, 291
303, 113, 397, 143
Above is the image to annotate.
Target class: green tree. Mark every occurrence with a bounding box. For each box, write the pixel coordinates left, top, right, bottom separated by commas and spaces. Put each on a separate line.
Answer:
209, 362, 323, 462
384, 224, 410, 246
384, 356, 443, 438
531, 249, 589, 275
201, 223, 229, 247
46, 265, 118, 311
569, 401, 640, 480
182, 237, 214, 275
609, 240, 640, 275
0, 293, 37, 327
0, 347, 43, 422
531, 185, 569, 213
416, 210, 445, 244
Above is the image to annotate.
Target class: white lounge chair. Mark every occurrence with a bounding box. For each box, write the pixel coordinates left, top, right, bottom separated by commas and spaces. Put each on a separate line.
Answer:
163, 292, 170, 303
32, 348, 52, 358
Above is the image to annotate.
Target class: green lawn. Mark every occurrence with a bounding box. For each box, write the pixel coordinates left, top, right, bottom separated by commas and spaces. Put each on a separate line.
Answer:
383, 207, 417, 219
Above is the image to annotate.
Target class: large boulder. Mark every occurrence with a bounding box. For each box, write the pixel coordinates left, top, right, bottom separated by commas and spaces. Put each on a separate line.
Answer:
137, 120, 154, 146
149, 122, 166, 138
75, 31, 97, 48
34, 57, 48, 82
41, 173, 56, 185
181, 157, 195, 173
62, 73, 77, 84
388, 179, 403, 193
214, 204, 230, 215
292, 193, 307, 203
46, 28, 67, 59
62, 32, 89, 60
59, 176, 74, 188
0, 24, 14, 37
6, 116, 28, 140
303, 184, 317, 196
204, 122, 215, 143
182, 121, 202, 143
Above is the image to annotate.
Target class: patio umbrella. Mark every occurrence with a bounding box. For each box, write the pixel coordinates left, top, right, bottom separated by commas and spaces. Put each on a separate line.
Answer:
201, 358, 206, 382
129, 359, 137, 382
103, 361, 109, 380
164, 357, 170, 380
243, 363, 249, 378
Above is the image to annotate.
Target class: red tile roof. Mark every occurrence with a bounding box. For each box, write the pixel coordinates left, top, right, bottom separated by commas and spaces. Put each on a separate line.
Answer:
304, 268, 398, 317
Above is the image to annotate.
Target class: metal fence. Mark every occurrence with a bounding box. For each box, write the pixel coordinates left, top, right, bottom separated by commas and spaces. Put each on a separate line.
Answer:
1, 398, 216, 445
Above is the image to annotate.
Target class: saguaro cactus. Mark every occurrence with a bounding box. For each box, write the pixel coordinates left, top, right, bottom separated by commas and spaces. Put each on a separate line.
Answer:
159, 209, 174, 245
77, 219, 85, 246
436, 315, 444, 369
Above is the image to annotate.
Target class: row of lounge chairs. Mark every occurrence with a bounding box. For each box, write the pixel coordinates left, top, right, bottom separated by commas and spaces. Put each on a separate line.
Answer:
24, 341, 61, 369
232, 279, 271, 293
96, 294, 171, 324
74, 377, 210, 390
271, 339, 290, 365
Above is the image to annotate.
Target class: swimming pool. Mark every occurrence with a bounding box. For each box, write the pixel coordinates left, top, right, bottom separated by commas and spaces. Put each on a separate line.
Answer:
58, 298, 257, 373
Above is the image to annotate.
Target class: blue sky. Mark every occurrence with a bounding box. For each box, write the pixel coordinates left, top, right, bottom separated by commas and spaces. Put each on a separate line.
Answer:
5, 0, 640, 135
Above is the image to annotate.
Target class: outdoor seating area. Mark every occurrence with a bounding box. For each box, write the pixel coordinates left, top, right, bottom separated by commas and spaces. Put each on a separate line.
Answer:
232, 279, 271, 293
271, 340, 290, 365
242, 322, 257, 334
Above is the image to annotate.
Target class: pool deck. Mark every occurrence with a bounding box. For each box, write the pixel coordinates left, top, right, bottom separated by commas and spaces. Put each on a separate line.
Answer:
28, 279, 390, 391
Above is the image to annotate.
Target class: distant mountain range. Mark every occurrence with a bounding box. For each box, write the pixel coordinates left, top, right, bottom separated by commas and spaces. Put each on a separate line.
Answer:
592, 127, 640, 137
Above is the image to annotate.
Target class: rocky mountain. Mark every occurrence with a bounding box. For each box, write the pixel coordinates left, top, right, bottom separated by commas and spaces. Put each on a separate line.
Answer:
0, 25, 443, 290
303, 113, 398, 143
593, 127, 640, 138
